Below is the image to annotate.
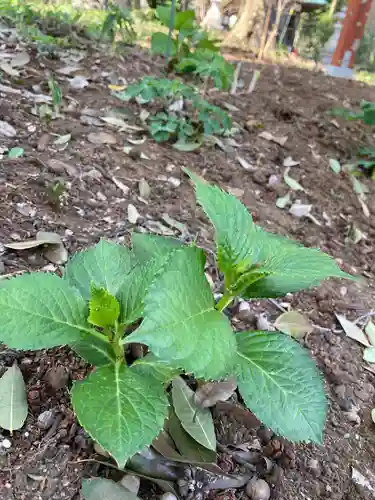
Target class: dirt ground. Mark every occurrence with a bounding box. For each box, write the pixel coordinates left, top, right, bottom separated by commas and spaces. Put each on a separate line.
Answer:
1, 41, 375, 500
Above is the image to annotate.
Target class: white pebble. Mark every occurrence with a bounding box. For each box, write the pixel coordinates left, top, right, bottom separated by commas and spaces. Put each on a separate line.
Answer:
160, 494, 178, 500
2, 439, 11, 449
120, 474, 140, 494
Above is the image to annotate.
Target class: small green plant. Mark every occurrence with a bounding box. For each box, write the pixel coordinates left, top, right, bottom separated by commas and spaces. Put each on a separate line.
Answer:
331, 100, 375, 178
48, 74, 62, 116
176, 48, 234, 91
114, 77, 232, 148
101, 2, 135, 47
0, 170, 352, 468
151, 6, 218, 60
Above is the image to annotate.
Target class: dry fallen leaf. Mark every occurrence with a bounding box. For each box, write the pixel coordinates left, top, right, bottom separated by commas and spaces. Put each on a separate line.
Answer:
127, 204, 140, 224
88, 132, 117, 145
0, 120, 16, 138
236, 156, 255, 171
289, 203, 312, 218
336, 314, 370, 347
259, 131, 288, 146
274, 311, 313, 339
69, 75, 89, 90
194, 377, 237, 409
0, 62, 19, 77
161, 213, 188, 237
283, 156, 300, 168
10, 52, 30, 67
138, 179, 151, 199
111, 177, 129, 195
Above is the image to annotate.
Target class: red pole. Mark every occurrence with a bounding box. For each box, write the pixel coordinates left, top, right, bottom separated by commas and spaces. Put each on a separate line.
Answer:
331, 0, 372, 68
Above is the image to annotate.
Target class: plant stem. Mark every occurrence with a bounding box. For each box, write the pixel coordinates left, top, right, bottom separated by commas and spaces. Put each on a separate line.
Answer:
85, 327, 110, 344
112, 322, 126, 365
216, 291, 234, 312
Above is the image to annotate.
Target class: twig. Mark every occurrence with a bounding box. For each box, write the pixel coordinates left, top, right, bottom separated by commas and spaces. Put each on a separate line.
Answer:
247, 70, 261, 94
230, 62, 242, 95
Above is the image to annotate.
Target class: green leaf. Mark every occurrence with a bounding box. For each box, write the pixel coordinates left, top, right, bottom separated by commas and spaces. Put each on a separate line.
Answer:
71, 334, 116, 366
82, 478, 140, 500
64, 239, 133, 300
0, 363, 28, 432
125, 247, 236, 379
174, 10, 195, 30
235, 331, 326, 443
186, 169, 351, 297
88, 285, 120, 328
118, 259, 163, 325
151, 32, 176, 56
0, 273, 89, 350
283, 168, 305, 191
131, 353, 180, 384
71, 365, 168, 468
329, 158, 341, 174
167, 409, 217, 463
156, 6, 172, 26
171, 377, 216, 450
372, 408, 375, 423
8, 147, 24, 158
363, 347, 375, 363
131, 233, 183, 264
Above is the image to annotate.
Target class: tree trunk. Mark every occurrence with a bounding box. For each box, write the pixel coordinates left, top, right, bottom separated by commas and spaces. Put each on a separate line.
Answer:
223, 0, 266, 50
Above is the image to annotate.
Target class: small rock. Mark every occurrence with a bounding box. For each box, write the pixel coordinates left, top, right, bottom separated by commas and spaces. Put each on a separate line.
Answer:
245, 478, 270, 500
45, 366, 69, 391
120, 474, 140, 495
1, 439, 11, 449
237, 302, 255, 323
37, 410, 55, 430
307, 458, 321, 477
168, 177, 181, 188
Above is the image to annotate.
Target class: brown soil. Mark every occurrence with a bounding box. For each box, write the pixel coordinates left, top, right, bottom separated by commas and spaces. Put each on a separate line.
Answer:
1, 42, 375, 500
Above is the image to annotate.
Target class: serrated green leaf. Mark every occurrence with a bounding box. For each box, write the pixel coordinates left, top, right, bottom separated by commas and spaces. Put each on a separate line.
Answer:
82, 478, 140, 500
171, 377, 216, 450
88, 285, 120, 328
125, 247, 236, 379
131, 233, 183, 264
235, 331, 326, 443
72, 365, 168, 468
0, 363, 28, 432
118, 258, 165, 325
71, 334, 116, 366
167, 409, 217, 463
0, 273, 89, 350
64, 240, 133, 300
131, 353, 180, 384
186, 169, 351, 297
363, 347, 375, 363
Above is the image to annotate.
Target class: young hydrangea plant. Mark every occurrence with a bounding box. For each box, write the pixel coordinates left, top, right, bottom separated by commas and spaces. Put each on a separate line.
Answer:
0, 170, 352, 468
